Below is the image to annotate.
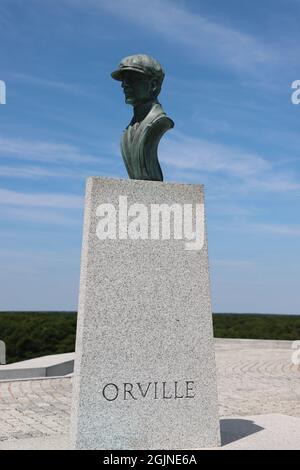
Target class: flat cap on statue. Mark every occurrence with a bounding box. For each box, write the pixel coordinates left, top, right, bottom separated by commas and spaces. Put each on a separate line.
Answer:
111, 54, 165, 85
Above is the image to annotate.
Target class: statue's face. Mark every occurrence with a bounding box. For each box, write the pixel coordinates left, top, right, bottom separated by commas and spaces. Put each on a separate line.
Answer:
121, 71, 156, 106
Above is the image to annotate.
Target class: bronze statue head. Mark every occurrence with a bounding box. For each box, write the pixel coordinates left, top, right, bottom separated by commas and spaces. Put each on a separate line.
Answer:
111, 54, 165, 107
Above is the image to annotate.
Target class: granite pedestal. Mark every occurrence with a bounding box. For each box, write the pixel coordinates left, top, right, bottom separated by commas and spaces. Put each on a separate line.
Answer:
71, 177, 220, 449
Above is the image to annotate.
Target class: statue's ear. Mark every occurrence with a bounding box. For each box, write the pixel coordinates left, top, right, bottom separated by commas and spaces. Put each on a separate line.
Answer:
150, 78, 159, 96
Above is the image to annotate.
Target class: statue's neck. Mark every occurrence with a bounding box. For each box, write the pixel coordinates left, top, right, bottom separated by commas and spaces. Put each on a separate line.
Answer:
132, 99, 158, 124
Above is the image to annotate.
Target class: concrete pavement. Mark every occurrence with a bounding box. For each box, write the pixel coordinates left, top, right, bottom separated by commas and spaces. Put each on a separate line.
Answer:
0, 338, 299, 449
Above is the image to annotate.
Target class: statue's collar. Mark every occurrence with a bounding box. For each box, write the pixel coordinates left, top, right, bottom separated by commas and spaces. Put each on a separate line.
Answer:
128, 102, 165, 129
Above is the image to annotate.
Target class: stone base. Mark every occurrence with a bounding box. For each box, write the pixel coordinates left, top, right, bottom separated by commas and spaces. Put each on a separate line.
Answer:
71, 177, 220, 449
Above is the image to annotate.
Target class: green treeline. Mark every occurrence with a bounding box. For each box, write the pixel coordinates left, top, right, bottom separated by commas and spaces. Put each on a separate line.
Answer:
212, 313, 300, 341
0, 312, 299, 364
0, 312, 77, 363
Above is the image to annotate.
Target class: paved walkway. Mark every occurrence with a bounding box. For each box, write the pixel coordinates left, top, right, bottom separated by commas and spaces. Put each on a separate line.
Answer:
0, 339, 299, 443
0, 377, 70, 441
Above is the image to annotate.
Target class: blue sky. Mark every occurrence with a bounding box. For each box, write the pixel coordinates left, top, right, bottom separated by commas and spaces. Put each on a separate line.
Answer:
0, 0, 299, 313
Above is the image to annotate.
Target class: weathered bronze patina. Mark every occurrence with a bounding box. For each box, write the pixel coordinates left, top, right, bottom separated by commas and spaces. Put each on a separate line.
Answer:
111, 54, 174, 181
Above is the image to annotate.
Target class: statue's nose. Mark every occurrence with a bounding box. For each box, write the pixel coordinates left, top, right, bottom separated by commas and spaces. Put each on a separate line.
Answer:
122, 75, 131, 87
122, 82, 131, 92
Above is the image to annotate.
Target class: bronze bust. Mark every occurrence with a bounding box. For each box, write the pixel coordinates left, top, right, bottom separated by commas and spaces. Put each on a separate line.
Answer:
111, 54, 174, 181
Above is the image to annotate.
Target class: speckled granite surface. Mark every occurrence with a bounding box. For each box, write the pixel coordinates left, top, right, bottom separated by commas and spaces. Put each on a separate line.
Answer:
71, 177, 219, 449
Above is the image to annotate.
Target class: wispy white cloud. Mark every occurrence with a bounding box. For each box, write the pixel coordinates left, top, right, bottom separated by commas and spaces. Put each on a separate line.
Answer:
250, 223, 300, 236
160, 131, 270, 177
214, 221, 300, 237
212, 259, 256, 269
0, 206, 81, 225
208, 201, 258, 217
161, 132, 300, 194
0, 137, 100, 164
11, 72, 87, 95
0, 188, 83, 209
245, 174, 300, 192
68, 0, 278, 74
0, 164, 81, 179
0, 163, 116, 179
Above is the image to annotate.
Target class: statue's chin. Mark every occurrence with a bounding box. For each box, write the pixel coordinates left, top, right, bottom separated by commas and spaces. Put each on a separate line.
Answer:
125, 96, 153, 107
125, 96, 135, 105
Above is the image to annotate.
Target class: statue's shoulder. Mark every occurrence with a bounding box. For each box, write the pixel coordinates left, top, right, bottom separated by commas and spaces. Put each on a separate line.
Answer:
145, 103, 174, 131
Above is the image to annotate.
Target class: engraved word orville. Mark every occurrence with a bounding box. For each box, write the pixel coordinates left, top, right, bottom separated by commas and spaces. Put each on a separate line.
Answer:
102, 380, 195, 401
